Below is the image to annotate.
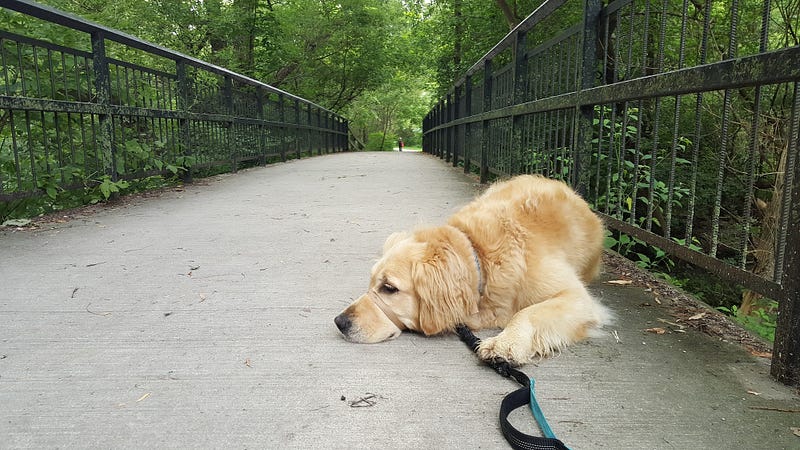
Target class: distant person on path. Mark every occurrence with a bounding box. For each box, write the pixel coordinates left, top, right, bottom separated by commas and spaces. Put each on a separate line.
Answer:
398, 138, 404, 151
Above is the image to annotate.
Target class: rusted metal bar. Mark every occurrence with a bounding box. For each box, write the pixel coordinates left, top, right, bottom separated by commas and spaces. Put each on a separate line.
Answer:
772, 81, 800, 385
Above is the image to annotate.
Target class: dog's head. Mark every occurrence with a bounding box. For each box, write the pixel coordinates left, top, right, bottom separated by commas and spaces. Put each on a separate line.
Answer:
334, 226, 480, 343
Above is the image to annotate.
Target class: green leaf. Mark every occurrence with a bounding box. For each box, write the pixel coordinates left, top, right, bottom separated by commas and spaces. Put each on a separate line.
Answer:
2, 218, 32, 227
99, 180, 112, 199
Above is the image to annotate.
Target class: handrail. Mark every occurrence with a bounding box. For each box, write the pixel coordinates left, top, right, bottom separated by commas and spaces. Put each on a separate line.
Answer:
1, 0, 349, 206
2, 0, 335, 115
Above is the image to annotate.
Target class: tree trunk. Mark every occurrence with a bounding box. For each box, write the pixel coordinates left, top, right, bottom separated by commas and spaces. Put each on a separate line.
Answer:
740, 138, 788, 314
232, 0, 258, 75
495, 0, 521, 29
205, 0, 227, 55
453, 0, 464, 75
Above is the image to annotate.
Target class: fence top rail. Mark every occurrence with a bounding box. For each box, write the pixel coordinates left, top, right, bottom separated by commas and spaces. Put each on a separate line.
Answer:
454, 0, 569, 91
3, 0, 339, 118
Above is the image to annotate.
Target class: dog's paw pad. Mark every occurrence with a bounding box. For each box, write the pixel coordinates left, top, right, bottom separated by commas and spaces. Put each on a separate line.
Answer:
477, 337, 524, 366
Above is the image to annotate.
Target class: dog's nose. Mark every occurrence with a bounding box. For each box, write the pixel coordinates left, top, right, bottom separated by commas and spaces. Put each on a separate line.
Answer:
334, 314, 352, 334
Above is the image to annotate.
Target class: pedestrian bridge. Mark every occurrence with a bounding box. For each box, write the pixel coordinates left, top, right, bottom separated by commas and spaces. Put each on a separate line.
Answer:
1, 151, 797, 448
2, 1, 800, 447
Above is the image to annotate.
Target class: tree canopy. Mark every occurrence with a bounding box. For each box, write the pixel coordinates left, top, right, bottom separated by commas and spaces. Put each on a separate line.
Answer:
13, 0, 542, 148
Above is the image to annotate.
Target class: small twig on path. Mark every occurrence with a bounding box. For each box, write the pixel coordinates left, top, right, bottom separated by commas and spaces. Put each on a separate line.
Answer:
348, 394, 380, 408
85, 303, 111, 316
749, 406, 800, 413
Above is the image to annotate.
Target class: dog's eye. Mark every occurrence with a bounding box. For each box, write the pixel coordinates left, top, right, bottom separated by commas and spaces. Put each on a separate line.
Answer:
381, 283, 399, 294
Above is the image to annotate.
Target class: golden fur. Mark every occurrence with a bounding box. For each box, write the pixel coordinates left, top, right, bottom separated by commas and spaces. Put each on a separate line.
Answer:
334, 175, 610, 365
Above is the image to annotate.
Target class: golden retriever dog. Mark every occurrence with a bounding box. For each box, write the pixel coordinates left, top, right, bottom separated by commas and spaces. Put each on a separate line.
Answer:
334, 175, 610, 365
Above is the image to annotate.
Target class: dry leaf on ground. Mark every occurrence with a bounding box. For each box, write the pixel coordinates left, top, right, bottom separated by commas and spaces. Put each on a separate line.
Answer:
645, 327, 667, 335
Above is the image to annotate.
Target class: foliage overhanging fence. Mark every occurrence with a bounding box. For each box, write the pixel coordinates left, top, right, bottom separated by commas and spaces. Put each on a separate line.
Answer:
423, 0, 800, 385
0, 0, 348, 210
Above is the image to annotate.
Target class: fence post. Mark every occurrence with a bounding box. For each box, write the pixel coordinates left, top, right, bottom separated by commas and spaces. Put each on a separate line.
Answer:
771, 86, 800, 385
306, 103, 313, 155
431, 102, 438, 156
324, 112, 331, 154
480, 59, 493, 183
453, 88, 461, 167
223, 76, 236, 172
255, 88, 266, 166
511, 29, 528, 175
317, 108, 323, 155
574, 0, 601, 193
277, 93, 287, 161
464, 75, 473, 174
294, 98, 302, 158
341, 117, 348, 152
445, 93, 452, 162
176, 59, 193, 183
90, 31, 117, 189
437, 98, 447, 158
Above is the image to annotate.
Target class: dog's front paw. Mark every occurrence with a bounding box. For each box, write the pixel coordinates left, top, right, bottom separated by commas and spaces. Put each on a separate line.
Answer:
477, 335, 527, 367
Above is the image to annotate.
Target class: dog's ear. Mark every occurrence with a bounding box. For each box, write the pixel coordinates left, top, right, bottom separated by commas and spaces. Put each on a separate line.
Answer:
382, 231, 409, 253
412, 239, 479, 335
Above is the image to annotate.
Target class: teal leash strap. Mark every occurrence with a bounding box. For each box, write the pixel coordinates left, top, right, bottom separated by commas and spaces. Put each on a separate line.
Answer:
528, 377, 557, 439
456, 325, 570, 450
529, 377, 571, 449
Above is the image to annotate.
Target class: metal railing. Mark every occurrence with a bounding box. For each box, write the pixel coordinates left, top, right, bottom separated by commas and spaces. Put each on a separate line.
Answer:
0, 0, 348, 205
423, 0, 800, 385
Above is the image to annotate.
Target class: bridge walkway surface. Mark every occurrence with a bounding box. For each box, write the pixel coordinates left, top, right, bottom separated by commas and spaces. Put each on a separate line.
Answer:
1, 151, 798, 449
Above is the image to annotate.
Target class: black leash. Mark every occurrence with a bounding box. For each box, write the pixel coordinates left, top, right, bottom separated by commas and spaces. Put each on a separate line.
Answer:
455, 325, 570, 450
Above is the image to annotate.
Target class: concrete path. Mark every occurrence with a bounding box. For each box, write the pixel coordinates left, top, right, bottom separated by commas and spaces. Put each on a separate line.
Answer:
1, 151, 798, 449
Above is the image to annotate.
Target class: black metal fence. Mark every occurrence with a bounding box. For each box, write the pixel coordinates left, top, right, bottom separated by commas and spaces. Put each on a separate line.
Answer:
424, 0, 800, 385
0, 0, 348, 206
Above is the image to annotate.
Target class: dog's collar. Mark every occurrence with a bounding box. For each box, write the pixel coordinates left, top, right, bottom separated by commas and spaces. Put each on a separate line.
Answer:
472, 246, 485, 297
370, 290, 406, 330
454, 226, 485, 304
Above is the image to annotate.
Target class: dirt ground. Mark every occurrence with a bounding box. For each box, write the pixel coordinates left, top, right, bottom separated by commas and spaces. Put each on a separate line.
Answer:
601, 250, 774, 358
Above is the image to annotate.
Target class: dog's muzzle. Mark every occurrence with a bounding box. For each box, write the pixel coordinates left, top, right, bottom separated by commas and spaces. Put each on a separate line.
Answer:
369, 290, 405, 331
